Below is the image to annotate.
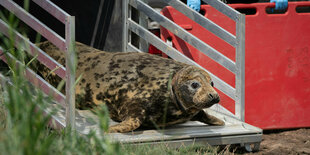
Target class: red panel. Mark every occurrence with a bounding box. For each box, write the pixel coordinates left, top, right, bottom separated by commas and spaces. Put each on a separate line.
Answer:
148, 30, 163, 55
160, 2, 310, 129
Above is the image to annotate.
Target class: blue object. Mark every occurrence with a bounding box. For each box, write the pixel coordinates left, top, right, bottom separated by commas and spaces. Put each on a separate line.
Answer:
270, 0, 288, 10
187, 0, 201, 12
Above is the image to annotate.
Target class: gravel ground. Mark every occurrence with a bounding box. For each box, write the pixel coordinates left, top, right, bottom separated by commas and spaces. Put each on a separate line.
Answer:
238, 128, 310, 155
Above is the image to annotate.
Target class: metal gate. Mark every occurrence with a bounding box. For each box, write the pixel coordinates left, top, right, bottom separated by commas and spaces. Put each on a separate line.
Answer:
0, 0, 76, 129
123, 0, 245, 121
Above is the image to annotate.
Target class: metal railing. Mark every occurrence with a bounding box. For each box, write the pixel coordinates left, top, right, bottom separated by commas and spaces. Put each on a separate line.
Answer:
123, 0, 245, 121
0, 0, 76, 129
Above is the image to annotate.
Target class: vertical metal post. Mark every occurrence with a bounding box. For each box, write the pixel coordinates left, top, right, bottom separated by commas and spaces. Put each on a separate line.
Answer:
138, 0, 149, 52
235, 13, 245, 121
122, 0, 129, 52
91, 0, 105, 47
128, 0, 132, 51
65, 16, 76, 129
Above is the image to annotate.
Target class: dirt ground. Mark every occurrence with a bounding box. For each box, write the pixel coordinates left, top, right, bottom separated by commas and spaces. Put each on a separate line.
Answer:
243, 128, 310, 155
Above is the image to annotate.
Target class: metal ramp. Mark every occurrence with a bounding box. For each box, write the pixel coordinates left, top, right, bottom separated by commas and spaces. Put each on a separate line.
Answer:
0, 0, 262, 151
45, 103, 261, 150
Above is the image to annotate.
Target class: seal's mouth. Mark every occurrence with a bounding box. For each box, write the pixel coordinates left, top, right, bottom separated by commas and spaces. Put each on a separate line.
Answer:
204, 94, 220, 108
204, 98, 220, 108
194, 96, 220, 109
212, 97, 220, 104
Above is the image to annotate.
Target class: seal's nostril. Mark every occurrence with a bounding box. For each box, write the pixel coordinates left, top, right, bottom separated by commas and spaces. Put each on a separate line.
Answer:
209, 93, 216, 100
209, 93, 220, 103
209, 93, 213, 98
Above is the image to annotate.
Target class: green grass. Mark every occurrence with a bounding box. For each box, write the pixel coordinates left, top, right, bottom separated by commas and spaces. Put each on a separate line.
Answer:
120, 143, 228, 155
0, 101, 6, 131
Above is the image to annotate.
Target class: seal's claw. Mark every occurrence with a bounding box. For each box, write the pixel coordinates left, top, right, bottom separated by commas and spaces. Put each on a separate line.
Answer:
207, 118, 225, 126
191, 110, 225, 126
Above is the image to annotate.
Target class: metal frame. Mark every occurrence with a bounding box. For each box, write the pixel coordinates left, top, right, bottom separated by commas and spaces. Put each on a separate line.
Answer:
0, 0, 76, 129
0, 1, 256, 148
123, 0, 245, 121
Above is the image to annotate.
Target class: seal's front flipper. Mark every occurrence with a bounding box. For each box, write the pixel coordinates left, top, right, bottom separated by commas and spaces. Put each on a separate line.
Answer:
191, 110, 225, 126
108, 117, 144, 133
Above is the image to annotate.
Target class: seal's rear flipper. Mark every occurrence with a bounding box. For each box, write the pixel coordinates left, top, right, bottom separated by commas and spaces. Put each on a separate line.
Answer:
191, 110, 225, 126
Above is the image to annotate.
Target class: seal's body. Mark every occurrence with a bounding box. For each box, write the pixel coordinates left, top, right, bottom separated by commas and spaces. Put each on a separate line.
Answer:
36, 41, 224, 132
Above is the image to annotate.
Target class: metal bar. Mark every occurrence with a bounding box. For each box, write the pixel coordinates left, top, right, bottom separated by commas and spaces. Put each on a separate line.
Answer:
138, 0, 149, 52
202, 0, 240, 21
91, 0, 105, 47
65, 16, 76, 130
128, 0, 132, 52
128, 19, 236, 99
0, 49, 66, 108
122, 0, 129, 52
133, 134, 262, 147
31, 0, 69, 24
129, 0, 237, 74
235, 14, 245, 121
0, 0, 66, 51
161, 0, 237, 47
0, 19, 66, 79
128, 43, 143, 53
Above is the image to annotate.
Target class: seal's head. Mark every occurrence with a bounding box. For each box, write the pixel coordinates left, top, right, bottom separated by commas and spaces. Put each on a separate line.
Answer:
171, 66, 220, 111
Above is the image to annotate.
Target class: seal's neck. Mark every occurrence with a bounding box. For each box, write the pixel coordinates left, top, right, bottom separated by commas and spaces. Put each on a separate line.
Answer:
170, 69, 188, 113
170, 83, 187, 113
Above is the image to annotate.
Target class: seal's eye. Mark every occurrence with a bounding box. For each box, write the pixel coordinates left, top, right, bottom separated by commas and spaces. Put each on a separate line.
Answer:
191, 82, 200, 89
211, 81, 214, 87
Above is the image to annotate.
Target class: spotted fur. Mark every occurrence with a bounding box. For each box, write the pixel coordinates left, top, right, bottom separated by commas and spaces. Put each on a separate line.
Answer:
36, 41, 224, 133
